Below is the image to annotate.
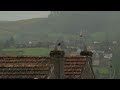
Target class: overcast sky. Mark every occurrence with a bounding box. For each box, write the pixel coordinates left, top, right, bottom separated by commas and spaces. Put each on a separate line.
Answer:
0, 11, 50, 21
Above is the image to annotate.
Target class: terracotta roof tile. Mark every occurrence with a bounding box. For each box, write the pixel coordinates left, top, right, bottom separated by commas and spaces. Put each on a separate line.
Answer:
0, 56, 87, 79
64, 56, 86, 79
0, 56, 51, 79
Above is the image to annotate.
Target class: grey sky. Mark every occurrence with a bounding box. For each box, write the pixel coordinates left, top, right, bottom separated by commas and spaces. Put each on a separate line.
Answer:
0, 11, 50, 21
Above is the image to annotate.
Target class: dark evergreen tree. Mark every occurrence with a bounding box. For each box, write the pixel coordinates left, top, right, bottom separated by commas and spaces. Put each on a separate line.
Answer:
9, 36, 15, 46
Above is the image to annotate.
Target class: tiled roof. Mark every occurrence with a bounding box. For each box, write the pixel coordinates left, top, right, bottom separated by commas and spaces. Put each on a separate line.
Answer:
64, 56, 86, 79
0, 56, 87, 79
0, 56, 51, 79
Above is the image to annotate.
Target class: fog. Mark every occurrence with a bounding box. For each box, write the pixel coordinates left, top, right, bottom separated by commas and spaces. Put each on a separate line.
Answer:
0, 11, 120, 79
0, 11, 50, 21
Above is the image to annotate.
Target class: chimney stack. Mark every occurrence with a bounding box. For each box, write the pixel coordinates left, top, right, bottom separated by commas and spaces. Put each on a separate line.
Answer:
50, 50, 65, 79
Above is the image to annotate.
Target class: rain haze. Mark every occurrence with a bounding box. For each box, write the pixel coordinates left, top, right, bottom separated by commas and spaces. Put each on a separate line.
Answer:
0, 11, 119, 79
0, 11, 50, 21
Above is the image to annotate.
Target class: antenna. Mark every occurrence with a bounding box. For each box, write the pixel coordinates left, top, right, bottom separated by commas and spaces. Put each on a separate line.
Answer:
54, 40, 65, 51
79, 29, 87, 51
109, 59, 115, 79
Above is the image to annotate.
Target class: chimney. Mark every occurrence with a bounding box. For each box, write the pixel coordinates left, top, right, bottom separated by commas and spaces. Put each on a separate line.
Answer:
80, 47, 95, 79
80, 48, 93, 64
50, 50, 65, 79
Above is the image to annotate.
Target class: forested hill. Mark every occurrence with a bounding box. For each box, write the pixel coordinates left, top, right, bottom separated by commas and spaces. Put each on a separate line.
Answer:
0, 11, 120, 42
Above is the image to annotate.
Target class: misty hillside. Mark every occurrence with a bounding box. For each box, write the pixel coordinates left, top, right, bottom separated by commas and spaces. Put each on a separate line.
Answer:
0, 18, 51, 42
0, 11, 120, 42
